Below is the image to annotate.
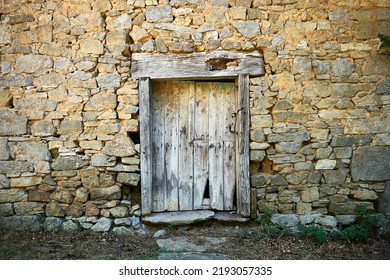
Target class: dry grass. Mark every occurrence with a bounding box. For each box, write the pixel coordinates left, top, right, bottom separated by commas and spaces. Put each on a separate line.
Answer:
0, 222, 389, 260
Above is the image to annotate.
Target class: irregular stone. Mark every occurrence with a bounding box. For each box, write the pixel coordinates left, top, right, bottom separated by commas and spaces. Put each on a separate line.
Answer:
29, 190, 51, 202
0, 110, 28, 136
251, 115, 273, 128
45, 201, 65, 217
268, 131, 310, 143
303, 80, 330, 98
84, 92, 117, 111
112, 226, 136, 235
89, 185, 121, 200
14, 202, 44, 215
31, 121, 56, 136
91, 217, 113, 232
353, 189, 378, 201
232, 20, 261, 38
109, 206, 128, 218
0, 174, 10, 189
292, 56, 311, 76
146, 6, 173, 23
9, 177, 42, 188
143, 210, 215, 225
114, 217, 133, 226
336, 215, 357, 226
250, 150, 266, 161
329, 201, 374, 215
334, 147, 352, 159
0, 189, 27, 203
66, 202, 84, 217
330, 135, 371, 147
153, 229, 168, 238
213, 212, 250, 222
279, 190, 300, 203
51, 188, 73, 204
62, 220, 78, 231
0, 74, 33, 87
271, 214, 299, 228
44, 217, 63, 232
0, 138, 10, 160
0, 203, 13, 216
38, 72, 66, 88
323, 169, 349, 184
315, 159, 336, 170
351, 147, 390, 181
0, 216, 43, 232
11, 142, 51, 162
332, 58, 355, 77
117, 173, 140, 186
15, 54, 52, 74
275, 141, 302, 154
52, 156, 85, 171
91, 154, 116, 167
79, 39, 104, 54
58, 119, 83, 135
96, 73, 121, 88
103, 134, 136, 157
107, 14, 133, 30
313, 215, 337, 228
106, 31, 129, 53
378, 182, 390, 212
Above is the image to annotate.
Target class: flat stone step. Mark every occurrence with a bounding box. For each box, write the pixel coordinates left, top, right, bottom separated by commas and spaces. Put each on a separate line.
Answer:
213, 212, 251, 222
156, 236, 227, 252
158, 252, 228, 260
142, 210, 215, 225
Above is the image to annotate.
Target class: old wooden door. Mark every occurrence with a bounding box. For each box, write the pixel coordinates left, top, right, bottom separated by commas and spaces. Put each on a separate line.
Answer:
150, 80, 237, 212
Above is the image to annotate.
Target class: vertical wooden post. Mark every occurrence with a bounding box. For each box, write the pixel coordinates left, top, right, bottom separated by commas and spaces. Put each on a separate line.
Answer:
237, 74, 251, 217
139, 77, 152, 215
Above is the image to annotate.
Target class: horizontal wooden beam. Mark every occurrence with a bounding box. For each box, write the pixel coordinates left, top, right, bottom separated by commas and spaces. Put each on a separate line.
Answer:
131, 51, 264, 79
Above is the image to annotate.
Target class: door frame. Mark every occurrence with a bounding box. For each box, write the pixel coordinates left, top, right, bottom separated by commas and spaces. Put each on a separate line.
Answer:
132, 51, 264, 217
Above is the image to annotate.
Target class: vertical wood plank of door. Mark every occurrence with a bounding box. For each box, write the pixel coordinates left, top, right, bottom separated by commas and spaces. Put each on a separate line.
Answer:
139, 78, 152, 215
193, 82, 210, 209
208, 82, 224, 210
178, 81, 194, 210
151, 81, 167, 212
222, 82, 237, 210
237, 74, 251, 217
164, 80, 179, 211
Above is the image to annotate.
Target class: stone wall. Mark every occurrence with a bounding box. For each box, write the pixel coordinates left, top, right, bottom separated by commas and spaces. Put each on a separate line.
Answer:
0, 0, 389, 232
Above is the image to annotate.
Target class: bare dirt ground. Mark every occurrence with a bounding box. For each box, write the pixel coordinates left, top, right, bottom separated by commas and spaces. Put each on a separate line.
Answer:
1, 222, 389, 260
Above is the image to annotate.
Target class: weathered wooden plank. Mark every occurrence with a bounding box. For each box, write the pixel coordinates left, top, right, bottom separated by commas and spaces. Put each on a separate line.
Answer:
193, 82, 210, 209
193, 140, 209, 210
131, 51, 264, 79
164, 81, 179, 211
151, 81, 167, 212
178, 81, 194, 210
223, 141, 236, 210
208, 82, 224, 210
237, 74, 251, 217
139, 77, 152, 215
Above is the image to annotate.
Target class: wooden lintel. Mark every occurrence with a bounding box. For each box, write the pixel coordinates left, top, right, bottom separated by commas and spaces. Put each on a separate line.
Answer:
131, 51, 264, 79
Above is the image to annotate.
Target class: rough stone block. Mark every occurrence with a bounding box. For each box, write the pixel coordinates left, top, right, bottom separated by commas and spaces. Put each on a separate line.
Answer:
91, 217, 113, 232
0, 74, 33, 87
84, 92, 117, 111
0, 216, 43, 232
14, 202, 44, 215
79, 39, 104, 55
0, 138, 10, 160
10, 177, 42, 188
0, 110, 28, 136
46, 201, 65, 217
15, 54, 52, 74
301, 187, 319, 203
0, 203, 13, 216
31, 121, 56, 136
58, 119, 83, 135
52, 156, 85, 171
96, 73, 121, 88
90, 185, 121, 200
0, 160, 33, 174
44, 217, 63, 232
50, 188, 73, 204
324, 169, 349, 184
146, 6, 173, 23
117, 173, 140, 186
351, 147, 390, 181
107, 13, 133, 30
103, 134, 136, 157
378, 181, 390, 212
315, 159, 336, 170
232, 20, 261, 38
